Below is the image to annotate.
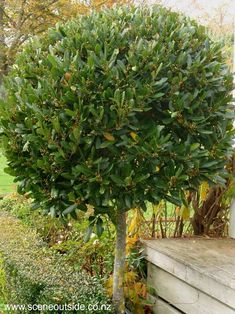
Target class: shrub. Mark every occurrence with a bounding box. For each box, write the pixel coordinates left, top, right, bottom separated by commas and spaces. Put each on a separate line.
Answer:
0, 5, 233, 216
0, 194, 34, 221
0, 194, 115, 278
0, 211, 112, 313
0, 193, 71, 245
53, 230, 115, 278
0, 253, 7, 305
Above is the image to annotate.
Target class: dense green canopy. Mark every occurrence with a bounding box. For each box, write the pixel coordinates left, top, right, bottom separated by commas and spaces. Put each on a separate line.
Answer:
0, 5, 234, 222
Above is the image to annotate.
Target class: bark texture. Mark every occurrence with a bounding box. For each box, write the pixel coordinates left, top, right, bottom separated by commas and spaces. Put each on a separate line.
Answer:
113, 211, 126, 314
191, 186, 225, 236
0, 0, 7, 84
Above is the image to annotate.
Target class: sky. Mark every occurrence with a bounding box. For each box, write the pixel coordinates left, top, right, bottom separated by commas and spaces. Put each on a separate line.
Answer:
144, 0, 235, 24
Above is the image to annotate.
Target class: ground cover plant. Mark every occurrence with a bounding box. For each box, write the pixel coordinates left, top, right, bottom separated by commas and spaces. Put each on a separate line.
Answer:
0, 208, 112, 314
0, 194, 115, 277
0, 5, 234, 313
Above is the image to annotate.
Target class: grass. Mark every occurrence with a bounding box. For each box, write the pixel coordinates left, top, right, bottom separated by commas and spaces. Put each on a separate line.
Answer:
0, 152, 15, 194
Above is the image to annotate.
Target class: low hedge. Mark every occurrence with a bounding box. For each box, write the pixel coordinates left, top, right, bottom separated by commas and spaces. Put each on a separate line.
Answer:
0, 211, 112, 313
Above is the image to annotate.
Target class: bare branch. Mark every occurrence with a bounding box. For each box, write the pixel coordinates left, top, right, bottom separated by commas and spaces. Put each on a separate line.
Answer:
0, 5, 16, 27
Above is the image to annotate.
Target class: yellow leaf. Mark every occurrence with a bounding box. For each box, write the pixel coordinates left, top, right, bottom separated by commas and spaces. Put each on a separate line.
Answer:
153, 201, 164, 213
103, 132, 115, 141
130, 132, 138, 141
128, 289, 137, 301
199, 181, 209, 201
175, 206, 181, 215
125, 271, 138, 283
128, 208, 144, 236
124, 286, 129, 296
181, 206, 190, 220
126, 235, 138, 254
126, 236, 138, 246
106, 276, 113, 297
128, 219, 136, 234
128, 210, 138, 234
134, 282, 143, 292
155, 166, 160, 172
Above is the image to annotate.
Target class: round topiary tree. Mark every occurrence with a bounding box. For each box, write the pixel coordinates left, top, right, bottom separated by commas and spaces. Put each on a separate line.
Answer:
0, 5, 234, 313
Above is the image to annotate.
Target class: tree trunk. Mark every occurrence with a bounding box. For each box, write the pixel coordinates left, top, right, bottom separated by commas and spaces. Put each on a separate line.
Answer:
113, 211, 126, 314
0, 0, 7, 85
191, 186, 223, 236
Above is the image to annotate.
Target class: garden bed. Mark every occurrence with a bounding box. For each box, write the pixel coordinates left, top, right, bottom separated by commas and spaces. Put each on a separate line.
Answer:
0, 211, 112, 313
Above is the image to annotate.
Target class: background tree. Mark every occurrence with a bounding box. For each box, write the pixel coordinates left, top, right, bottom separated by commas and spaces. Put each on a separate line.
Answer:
0, 0, 130, 83
189, 0, 234, 68
0, 5, 234, 313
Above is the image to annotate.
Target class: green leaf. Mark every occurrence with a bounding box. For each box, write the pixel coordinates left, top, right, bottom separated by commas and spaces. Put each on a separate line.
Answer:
99, 141, 114, 149
190, 143, 200, 151
110, 175, 124, 186
31, 203, 40, 210
165, 195, 181, 206
140, 201, 147, 212
68, 192, 76, 201
65, 109, 76, 117
47, 55, 61, 68
52, 117, 61, 132
135, 173, 150, 183
4, 167, 16, 176
51, 188, 58, 198
96, 217, 104, 237
198, 129, 213, 134
180, 190, 188, 207
72, 127, 80, 140
201, 161, 219, 168
155, 62, 163, 76
153, 77, 168, 86
74, 165, 92, 176
124, 195, 131, 208
84, 225, 93, 243
153, 92, 164, 99
63, 204, 78, 215
77, 203, 88, 212
50, 206, 56, 217
70, 211, 78, 220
